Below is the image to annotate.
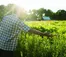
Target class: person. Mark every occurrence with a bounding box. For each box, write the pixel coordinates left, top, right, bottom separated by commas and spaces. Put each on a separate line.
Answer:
0, 6, 54, 57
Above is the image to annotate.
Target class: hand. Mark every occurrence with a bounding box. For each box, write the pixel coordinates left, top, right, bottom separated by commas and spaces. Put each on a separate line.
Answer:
47, 33, 58, 38
43, 32, 56, 37
46, 33, 53, 37
40, 32, 52, 38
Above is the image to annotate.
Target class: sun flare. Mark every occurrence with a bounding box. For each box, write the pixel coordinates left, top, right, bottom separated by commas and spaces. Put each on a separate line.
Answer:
0, 0, 65, 12
14, 0, 34, 11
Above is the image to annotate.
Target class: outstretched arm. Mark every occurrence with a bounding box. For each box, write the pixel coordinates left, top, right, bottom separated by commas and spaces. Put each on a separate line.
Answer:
28, 28, 53, 37
18, 20, 54, 37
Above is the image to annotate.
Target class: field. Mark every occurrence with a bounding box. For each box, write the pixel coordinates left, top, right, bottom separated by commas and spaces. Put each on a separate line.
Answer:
17, 21, 66, 57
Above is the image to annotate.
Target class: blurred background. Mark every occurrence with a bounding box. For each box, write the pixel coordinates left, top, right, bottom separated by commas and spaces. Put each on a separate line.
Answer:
0, 0, 66, 21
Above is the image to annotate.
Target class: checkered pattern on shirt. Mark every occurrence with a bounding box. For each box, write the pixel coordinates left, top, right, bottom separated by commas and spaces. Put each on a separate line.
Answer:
0, 14, 30, 51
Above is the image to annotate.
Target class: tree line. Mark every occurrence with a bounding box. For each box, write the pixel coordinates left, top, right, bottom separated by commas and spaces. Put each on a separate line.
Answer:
0, 4, 66, 21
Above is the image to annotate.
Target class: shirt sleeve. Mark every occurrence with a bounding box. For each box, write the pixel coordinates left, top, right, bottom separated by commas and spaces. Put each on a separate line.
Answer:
18, 19, 30, 32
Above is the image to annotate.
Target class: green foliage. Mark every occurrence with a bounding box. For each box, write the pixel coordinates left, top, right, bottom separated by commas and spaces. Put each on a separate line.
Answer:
0, 4, 27, 21
0, 5, 5, 21
16, 21, 66, 57
0, 4, 66, 21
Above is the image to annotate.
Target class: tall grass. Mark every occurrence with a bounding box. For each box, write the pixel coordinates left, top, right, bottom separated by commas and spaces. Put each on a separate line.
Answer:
17, 21, 66, 57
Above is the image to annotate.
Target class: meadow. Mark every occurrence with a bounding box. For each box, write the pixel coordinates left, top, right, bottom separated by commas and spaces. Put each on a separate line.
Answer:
17, 21, 66, 57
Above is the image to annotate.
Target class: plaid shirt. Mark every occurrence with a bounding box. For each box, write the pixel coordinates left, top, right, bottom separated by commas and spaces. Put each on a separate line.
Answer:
0, 14, 30, 51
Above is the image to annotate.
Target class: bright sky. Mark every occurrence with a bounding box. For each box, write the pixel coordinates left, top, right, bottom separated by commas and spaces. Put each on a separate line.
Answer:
0, 0, 66, 12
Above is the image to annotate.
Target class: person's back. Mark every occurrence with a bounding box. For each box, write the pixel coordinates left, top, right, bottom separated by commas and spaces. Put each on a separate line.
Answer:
0, 14, 30, 57
0, 14, 20, 51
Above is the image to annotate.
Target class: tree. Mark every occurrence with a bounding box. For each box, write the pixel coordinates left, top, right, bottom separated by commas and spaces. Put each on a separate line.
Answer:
0, 5, 6, 21
5, 4, 16, 15
45, 9, 54, 19
4, 4, 27, 20
26, 9, 38, 21
55, 10, 66, 20
37, 8, 46, 20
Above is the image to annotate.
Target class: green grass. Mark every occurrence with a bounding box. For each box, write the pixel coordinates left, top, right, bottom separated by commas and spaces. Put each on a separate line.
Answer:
17, 21, 66, 57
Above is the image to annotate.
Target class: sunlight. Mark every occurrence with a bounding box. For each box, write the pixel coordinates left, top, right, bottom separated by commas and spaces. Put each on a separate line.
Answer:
0, 0, 66, 12
14, 0, 34, 11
